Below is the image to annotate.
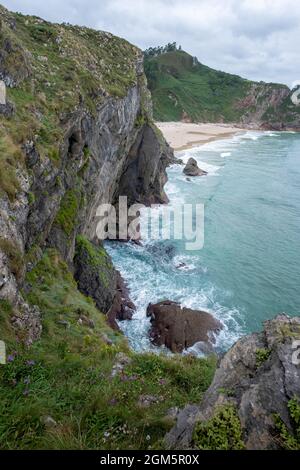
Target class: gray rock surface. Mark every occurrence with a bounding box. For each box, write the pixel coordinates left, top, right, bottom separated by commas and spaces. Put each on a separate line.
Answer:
165, 314, 300, 450
183, 158, 208, 177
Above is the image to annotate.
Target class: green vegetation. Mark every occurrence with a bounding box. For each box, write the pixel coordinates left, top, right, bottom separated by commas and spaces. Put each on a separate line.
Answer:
0, 237, 23, 280
75, 236, 114, 289
274, 398, 300, 450
193, 404, 245, 450
0, 128, 23, 201
255, 348, 271, 368
144, 46, 292, 124
0, 5, 139, 172
144, 48, 252, 122
0, 249, 217, 449
27, 191, 35, 205
54, 189, 81, 236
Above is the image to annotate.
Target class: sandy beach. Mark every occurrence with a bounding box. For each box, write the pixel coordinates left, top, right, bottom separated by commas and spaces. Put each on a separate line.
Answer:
156, 122, 245, 151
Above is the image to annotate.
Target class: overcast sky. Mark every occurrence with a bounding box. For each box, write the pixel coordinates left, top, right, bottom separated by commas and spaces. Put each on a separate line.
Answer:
2, 0, 299, 86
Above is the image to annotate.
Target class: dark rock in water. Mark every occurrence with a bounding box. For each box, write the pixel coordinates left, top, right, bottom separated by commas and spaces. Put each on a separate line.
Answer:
147, 300, 222, 353
74, 238, 135, 330
165, 314, 300, 450
74, 237, 117, 315
176, 262, 187, 270
147, 242, 176, 262
183, 158, 208, 177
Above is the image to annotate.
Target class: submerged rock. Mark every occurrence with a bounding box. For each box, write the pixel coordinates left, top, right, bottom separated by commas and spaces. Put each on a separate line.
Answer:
165, 314, 300, 450
147, 300, 222, 353
183, 158, 208, 177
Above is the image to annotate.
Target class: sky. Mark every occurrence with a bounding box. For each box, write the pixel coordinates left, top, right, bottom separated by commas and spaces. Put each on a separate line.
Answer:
2, 0, 299, 87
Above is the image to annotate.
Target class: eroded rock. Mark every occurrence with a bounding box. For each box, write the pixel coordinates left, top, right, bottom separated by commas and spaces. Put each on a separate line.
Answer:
165, 314, 300, 450
147, 300, 222, 353
183, 158, 208, 177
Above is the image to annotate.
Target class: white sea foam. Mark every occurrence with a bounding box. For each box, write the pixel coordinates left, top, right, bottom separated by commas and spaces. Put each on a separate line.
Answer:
105, 130, 256, 355
221, 152, 231, 158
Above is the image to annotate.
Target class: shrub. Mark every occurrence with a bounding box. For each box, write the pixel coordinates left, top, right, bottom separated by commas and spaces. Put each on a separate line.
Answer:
274, 398, 300, 450
193, 404, 245, 450
255, 348, 271, 368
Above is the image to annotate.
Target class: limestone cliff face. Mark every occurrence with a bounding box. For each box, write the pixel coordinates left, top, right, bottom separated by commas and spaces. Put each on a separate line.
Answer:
0, 6, 173, 343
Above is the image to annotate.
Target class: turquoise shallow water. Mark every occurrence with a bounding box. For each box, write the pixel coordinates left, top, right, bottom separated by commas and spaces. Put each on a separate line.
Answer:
106, 130, 300, 353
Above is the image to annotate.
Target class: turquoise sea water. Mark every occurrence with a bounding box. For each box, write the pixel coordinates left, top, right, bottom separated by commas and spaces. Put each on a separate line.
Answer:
106, 130, 300, 353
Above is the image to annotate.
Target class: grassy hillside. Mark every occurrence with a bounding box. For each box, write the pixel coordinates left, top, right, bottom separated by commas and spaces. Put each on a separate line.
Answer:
144, 47, 299, 126
0, 4, 139, 169
145, 49, 252, 122
0, 249, 216, 449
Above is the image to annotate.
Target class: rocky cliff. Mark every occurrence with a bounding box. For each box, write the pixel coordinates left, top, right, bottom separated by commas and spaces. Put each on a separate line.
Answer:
0, 5, 173, 343
144, 47, 300, 130
165, 315, 300, 450
0, 6, 299, 451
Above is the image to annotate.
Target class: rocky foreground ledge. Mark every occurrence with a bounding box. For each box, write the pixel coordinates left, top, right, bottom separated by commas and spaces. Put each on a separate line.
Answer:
165, 314, 300, 450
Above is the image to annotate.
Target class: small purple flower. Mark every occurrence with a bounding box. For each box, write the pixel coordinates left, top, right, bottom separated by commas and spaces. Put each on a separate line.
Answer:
7, 354, 15, 363
121, 375, 129, 382
109, 398, 118, 406
159, 378, 167, 386
23, 377, 31, 385
129, 375, 138, 381
26, 360, 36, 367
23, 388, 30, 396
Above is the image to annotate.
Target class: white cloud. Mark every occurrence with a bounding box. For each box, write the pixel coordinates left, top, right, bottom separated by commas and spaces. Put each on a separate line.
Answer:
2, 0, 299, 85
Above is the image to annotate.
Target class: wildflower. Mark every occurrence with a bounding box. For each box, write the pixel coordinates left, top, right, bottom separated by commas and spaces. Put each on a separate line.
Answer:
23, 377, 31, 385
23, 388, 30, 396
104, 431, 110, 438
129, 375, 138, 381
159, 378, 167, 386
7, 354, 15, 363
26, 360, 36, 366
146, 435, 151, 441
109, 398, 118, 406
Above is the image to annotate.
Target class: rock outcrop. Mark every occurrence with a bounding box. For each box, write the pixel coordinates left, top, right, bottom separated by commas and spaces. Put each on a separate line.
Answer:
165, 314, 300, 450
147, 300, 222, 353
183, 158, 208, 177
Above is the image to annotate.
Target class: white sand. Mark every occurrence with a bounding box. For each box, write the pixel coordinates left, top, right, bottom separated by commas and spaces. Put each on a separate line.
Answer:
156, 122, 245, 151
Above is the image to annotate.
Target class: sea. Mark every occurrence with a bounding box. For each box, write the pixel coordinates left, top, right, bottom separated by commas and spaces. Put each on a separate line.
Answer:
105, 130, 300, 355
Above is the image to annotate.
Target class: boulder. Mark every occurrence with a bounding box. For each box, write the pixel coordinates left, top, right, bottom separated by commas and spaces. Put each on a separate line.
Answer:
147, 300, 222, 353
165, 314, 300, 450
183, 158, 208, 177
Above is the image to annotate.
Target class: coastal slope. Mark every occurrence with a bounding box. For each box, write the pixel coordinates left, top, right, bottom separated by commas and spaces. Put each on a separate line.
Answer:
144, 46, 300, 130
0, 5, 299, 451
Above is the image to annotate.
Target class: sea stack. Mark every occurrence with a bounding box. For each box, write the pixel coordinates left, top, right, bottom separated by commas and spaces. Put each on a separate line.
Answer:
147, 300, 222, 353
183, 157, 208, 177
